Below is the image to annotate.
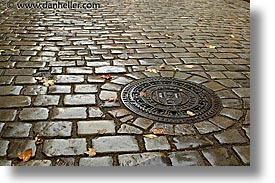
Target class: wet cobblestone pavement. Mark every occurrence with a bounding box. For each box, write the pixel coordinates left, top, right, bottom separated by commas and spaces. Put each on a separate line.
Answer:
0, 0, 250, 166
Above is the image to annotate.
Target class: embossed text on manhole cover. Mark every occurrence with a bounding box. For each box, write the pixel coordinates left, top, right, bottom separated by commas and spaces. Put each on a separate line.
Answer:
120, 77, 222, 123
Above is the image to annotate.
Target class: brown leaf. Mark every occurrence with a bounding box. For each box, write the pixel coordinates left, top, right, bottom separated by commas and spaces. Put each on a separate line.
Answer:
186, 110, 195, 116
35, 135, 43, 145
108, 97, 119, 102
160, 64, 166, 69
85, 148, 96, 157
139, 91, 147, 97
18, 149, 32, 162
152, 129, 164, 135
101, 74, 112, 80
204, 44, 216, 49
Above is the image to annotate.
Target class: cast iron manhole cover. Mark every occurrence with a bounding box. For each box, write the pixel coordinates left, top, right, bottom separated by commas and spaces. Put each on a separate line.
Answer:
120, 77, 222, 123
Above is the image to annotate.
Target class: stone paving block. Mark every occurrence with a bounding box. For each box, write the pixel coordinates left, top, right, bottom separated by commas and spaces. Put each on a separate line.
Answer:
19, 108, 49, 121
34, 95, 60, 106
55, 158, 75, 166
173, 136, 213, 150
64, 94, 96, 105
99, 90, 118, 101
92, 136, 139, 153
78, 120, 115, 135
202, 148, 240, 166
0, 123, 4, 133
55, 75, 84, 84
133, 118, 154, 130
233, 146, 250, 165
95, 66, 126, 74
88, 107, 105, 118
15, 76, 37, 84
111, 77, 133, 85
7, 140, 36, 158
144, 136, 170, 151
150, 123, 174, 135
101, 83, 121, 91
232, 88, 250, 98
0, 109, 17, 121
16, 160, 52, 166
168, 151, 206, 166
52, 106, 87, 119
174, 124, 196, 135
108, 109, 132, 118
118, 152, 167, 166
0, 86, 23, 95
118, 124, 143, 134
48, 85, 71, 94
79, 157, 113, 166
194, 121, 222, 134
67, 67, 93, 74
2, 123, 32, 138
74, 84, 98, 93
209, 116, 236, 129
222, 99, 242, 109
220, 108, 243, 121
43, 139, 87, 157
216, 90, 238, 99
214, 129, 247, 144
33, 121, 72, 137
0, 140, 9, 156
22, 85, 47, 95
0, 76, 14, 85
0, 96, 31, 108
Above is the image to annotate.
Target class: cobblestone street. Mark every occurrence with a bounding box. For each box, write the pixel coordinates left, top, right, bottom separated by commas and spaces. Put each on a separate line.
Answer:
0, 0, 250, 166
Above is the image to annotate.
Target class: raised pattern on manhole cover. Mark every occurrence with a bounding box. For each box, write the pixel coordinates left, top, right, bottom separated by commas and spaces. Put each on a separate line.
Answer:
120, 77, 222, 123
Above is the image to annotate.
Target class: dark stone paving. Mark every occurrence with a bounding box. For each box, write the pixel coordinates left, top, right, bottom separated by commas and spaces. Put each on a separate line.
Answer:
0, 0, 249, 166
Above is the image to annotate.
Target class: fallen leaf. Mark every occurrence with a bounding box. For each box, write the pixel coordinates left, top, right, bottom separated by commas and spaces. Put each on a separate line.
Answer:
204, 44, 216, 49
186, 110, 195, 116
139, 91, 147, 97
230, 34, 235, 38
143, 134, 158, 139
160, 64, 166, 69
165, 34, 172, 38
184, 65, 194, 69
43, 79, 55, 87
145, 68, 159, 73
108, 97, 119, 102
101, 74, 112, 80
85, 148, 96, 157
144, 43, 152, 47
35, 135, 43, 145
18, 149, 32, 162
152, 129, 164, 135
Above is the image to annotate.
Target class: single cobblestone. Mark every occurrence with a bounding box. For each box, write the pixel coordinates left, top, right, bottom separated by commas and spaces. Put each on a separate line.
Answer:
214, 129, 247, 144
118, 152, 167, 166
150, 123, 174, 135
34, 95, 60, 106
55, 75, 84, 84
194, 121, 222, 134
92, 136, 139, 153
173, 136, 213, 150
202, 148, 240, 166
233, 145, 250, 165
95, 66, 126, 74
118, 124, 143, 134
0, 96, 31, 108
78, 120, 115, 135
21, 85, 47, 95
42, 139, 87, 157
2, 123, 32, 138
174, 124, 196, 135
108, 109, 132, 118
0, 86, 22, 95
33, 121, 72, 137
99, 90, 118, 101
0, 160, 12, 166
88, 107, 105, 118
0, 109, 17, 121
55, 158, 75, 166
74, 84, 98, 93
168, 151, 206, 166
64, 94, 96, 106
208, 116, 236, 129
52, 107, 87, 120
48, 85, 71, 94
19, 108, 49, 121
0, 140, 9, 156
133, 118, 154, 130
79, 157, 113, 166
144, 136, 170, 151
16, 160, 52, 166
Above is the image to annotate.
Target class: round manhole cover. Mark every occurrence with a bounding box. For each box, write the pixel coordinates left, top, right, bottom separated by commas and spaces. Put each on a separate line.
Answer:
120, 77, 222, 123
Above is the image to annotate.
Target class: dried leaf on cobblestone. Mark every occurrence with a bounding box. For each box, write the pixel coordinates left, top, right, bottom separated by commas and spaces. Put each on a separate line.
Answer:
101, 74, 112, 80
18, 149, 32, 162
230, 34, 235, 38
139, 91, 147, 97
184, 65, 194, 69
204, 44, 216, 49
160, 64, 166, 69
85, 148, 96, 157
35, 135, 43, 145
143, 134, 158, 139
186, 110, 195, 116
144, 43, 152, 47
145, 68, 159, 73
43, 79, 55, 87
97, 129, 107, 134
108, 97, 119, 102
165, 34, 172, 38
152, 129, 164, 135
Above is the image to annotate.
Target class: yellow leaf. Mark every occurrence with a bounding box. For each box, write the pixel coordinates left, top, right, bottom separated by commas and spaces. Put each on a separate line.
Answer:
35, 135, 43, 145
139, 91, 147, 97
85, 148, 96, 157
205, 44, 216, 49
18, 149, 32, 162
143, 134, 158, 139
152, 129, 164, 135
186, 110, 195, 116
43, 79, 55, 87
